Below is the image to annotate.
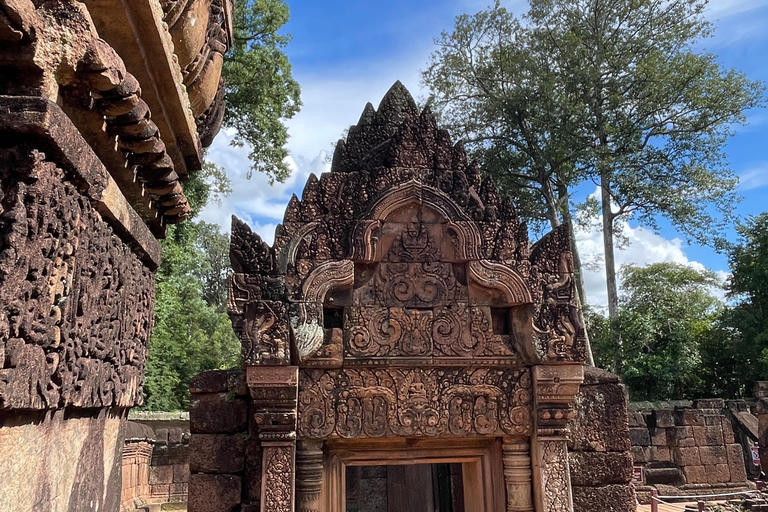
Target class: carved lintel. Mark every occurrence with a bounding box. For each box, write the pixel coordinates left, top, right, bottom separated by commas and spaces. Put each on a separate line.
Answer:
261, 441, 296, 512
296, 440, 323, 512
502, 438, 534, 512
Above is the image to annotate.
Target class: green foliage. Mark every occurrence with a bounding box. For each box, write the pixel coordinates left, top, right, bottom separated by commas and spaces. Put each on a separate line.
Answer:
591, 263, 723, 400
701, 213, 768, 397
423, 0, 765, 320
142, 169, 239, 411
224, 0, 302, 182
422, 2, 587, 230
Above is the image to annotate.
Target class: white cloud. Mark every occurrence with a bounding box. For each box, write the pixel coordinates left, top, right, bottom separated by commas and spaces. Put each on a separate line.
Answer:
738, 162, 768, 191
575, 201, 727, 310
198, 129, 329, 243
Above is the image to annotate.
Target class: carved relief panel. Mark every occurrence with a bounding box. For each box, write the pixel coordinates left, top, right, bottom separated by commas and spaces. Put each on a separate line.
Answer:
298, 367, 532, 439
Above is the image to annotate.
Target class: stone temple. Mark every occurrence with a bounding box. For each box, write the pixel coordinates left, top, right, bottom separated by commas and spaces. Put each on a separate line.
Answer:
0, 0, 638, 510
186, 82, 636, 512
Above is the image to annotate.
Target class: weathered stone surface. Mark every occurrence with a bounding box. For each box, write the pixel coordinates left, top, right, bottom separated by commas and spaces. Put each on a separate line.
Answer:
572, 484, 636, 512
0, 149, 153, 411
0, 408, 125, 512
705, 464, 731, 484
189, 369, 247, 396
682, 465, 707, 484
727, 443, 748, 482
189, 434, 246, 474
674, 447, 701, 466
699, 445, 727, 466
570, 382, 630, 452
693, 425, 724, 446
188, 474, 241, 512
190, 393, 248, 434
630, 427, 651, 446
568, 452, 633, 487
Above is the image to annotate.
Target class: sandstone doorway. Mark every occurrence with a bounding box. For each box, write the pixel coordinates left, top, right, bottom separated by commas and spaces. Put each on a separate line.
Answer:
322, 438, 506, 512
346, 463, 464, 512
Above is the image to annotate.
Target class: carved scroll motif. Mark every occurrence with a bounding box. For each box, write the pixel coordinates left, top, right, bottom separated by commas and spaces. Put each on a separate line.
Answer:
297, 367, 532, 439
350, 181, 483, 262
292, 260, 354, 360
344, 305, 517, 360
468, 260, 533, 305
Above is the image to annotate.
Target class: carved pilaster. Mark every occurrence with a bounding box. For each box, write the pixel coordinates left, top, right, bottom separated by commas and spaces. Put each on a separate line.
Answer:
262, 442, 296, 512
248, 366, 299, 512
296, 440, 323, 512
531, 365, 583, 512
502, 438, 534, 512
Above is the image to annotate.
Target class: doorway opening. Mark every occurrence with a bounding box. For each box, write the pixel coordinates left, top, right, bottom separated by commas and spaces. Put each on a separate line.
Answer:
345, 463, 464, 512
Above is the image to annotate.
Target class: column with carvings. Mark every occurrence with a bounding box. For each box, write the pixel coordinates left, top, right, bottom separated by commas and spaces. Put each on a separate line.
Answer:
531, 365, 584, 512
296, 440, 324, 512
502, 437, 535, 512
248, 366, 299, 512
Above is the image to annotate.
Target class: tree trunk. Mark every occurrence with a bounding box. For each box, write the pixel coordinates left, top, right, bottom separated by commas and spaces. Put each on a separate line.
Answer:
562, 207, 594, 366
600, 168, 621, 373
600, 174, 619, 321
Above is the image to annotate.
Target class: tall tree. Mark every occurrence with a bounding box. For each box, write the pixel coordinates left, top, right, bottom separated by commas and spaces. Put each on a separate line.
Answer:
590, 262, 723, 400
224, 0, 302, 182
528, 0, 764, 321
422, 3, 592, 304
143, 166, 240, 411
423, 0, 765, 330
702, 213, 768, 397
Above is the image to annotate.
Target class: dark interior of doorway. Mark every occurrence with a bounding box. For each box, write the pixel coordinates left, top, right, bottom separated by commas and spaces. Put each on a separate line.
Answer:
346, 463, 465, 512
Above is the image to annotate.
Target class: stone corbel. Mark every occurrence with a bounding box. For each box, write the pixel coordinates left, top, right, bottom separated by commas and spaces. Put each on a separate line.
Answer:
247, 366, 299, 512
531, 364, 584, 512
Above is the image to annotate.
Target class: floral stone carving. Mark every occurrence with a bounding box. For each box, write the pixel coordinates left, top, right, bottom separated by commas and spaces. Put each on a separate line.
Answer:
226, 81, 587, 512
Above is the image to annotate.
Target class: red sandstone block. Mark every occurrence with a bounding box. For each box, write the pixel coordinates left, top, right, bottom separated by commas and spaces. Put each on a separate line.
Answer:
722, 418, 735, 444
150, 483, 171, 497
173, 462, 189, 483
726, 444, 747, 482
674, 447, 701, 467
190, 393, 248, 434
188, 474, 241, 512
682, 465, 707, 484
699, 446, 727, 466
149, 465, 173, 484
705, 464, 731, 484
189, 369, 247, 396
189, 434, 246, 474
649, 446, 671, 462
693, 425, 724, 447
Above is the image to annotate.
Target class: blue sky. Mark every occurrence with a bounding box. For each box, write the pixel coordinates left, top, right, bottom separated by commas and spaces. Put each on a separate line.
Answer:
201, 0, 768, 308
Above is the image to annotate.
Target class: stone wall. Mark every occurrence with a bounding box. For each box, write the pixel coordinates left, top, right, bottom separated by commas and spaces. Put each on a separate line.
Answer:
0, 408, 126, 512
628, 398, 752, 500
0, 106, 157, 512
187, 370, 252, 512
568, 367, 636, 512
122, 422, 155, 512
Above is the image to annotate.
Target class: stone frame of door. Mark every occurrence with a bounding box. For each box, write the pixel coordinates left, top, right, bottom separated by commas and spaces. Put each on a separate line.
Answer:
320, 437, 508, 512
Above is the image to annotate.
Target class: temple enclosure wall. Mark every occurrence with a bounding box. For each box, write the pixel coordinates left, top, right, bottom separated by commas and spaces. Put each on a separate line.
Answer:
0, 0, 231, 509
